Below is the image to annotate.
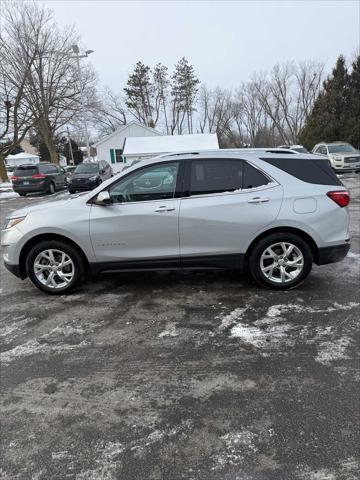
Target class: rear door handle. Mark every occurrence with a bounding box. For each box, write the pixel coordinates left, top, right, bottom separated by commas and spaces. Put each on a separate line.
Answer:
154, 206, 176, 212
248, 197, 270, 204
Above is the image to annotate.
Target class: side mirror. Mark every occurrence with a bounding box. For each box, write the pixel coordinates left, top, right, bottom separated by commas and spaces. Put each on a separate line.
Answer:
94, 190, 112, 205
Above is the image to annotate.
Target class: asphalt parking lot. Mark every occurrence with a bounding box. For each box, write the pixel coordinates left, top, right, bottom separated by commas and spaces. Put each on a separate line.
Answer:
0, 175, 359, 480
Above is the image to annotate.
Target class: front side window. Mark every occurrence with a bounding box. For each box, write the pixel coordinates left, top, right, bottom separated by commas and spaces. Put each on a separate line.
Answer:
190, 160, 243, 196
109, 162, 179, 203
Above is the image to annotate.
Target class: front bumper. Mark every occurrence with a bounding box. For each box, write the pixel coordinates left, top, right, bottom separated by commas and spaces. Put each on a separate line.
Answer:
4, 260, 24, 279
316, 243, 350, 265
69, 181, 98, 191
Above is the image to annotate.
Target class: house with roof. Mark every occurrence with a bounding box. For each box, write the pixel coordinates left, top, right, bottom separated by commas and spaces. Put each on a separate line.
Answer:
94, 121, 163, 173
122, 133, 219, 165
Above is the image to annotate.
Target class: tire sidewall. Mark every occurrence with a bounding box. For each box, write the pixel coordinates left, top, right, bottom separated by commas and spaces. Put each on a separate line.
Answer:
48, 182, 55, 194
249, 233, 313, 290
26, 241, 83, 295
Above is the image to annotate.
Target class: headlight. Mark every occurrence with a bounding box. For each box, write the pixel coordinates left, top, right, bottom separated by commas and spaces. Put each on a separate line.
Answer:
332, 155, 342, 160
89, 175, 98, 181
3, 216, 27, 230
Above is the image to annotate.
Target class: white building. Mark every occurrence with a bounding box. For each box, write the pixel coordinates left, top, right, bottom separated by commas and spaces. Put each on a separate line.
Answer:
94, 121, 163, 173
123, 133, 219, 165
5, 152, 40, 166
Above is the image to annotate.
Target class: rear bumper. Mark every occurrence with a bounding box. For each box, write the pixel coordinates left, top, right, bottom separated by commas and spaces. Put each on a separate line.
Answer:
316, 243, 350, 265
4, 260, 25, 279
13, 183, 45, 193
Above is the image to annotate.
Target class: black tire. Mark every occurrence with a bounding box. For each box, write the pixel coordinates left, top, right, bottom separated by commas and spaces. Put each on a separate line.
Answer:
48, 182, 55, 195
25, 240, 85, 295
18, 193, 27, 197
249, 232, 313, 290
68, 189, 76, 194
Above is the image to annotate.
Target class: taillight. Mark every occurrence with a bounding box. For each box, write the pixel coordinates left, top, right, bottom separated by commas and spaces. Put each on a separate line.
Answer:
31, 173, 45, 179
11, 175, 18, 181
327, 190, 350, 208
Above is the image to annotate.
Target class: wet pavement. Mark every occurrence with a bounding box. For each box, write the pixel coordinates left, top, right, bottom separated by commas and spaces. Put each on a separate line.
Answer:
0, 175, 359, 480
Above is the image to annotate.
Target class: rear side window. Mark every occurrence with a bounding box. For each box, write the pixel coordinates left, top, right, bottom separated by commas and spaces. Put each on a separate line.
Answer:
260, 157, 342, 186
243, 162, 270, 189
14, 166, 38, 177
190, 160, 243, 195
39, 164, 58, 174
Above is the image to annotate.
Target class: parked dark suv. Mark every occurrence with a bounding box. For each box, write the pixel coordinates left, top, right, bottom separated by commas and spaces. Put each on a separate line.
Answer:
68, 161, 113, 194
11, 163, 66, 196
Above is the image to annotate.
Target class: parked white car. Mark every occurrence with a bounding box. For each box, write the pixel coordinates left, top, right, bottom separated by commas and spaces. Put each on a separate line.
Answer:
312, 142, 360, 172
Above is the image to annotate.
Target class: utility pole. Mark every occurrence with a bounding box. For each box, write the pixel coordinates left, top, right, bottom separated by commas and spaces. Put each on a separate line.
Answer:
71, 45, 94, 161
67, 127, 75, 165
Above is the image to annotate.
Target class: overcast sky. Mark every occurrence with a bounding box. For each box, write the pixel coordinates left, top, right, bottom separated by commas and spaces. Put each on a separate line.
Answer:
49, 0, 359, 91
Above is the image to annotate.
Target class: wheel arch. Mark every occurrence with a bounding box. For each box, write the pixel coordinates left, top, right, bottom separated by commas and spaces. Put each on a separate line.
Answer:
19, 233, 89, 278
245, 226, 319, 264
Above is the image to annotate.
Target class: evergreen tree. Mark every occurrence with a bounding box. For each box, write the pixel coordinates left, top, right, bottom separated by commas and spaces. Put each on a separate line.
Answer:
124, 62, 154, 126
171, 58, 200, 134
299, 55, 349, 149
345, 55, 360, 148
153, 63, 169, 133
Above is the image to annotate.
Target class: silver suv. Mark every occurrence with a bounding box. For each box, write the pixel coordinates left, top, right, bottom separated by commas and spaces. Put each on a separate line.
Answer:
2, 151, 350, 294
312, 142, 360, 172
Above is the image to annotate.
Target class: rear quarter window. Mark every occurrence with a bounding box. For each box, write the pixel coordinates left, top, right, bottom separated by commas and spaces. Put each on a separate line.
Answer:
260, 157, 342, 186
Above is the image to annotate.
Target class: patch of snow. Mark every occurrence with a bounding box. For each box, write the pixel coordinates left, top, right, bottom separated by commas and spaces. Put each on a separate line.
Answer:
347, 251, 360, 261
159, 322, 179, 338
217, 306, 249, 331
230, 322, 292, 350
0, 339, 88, 364
213, 430, 258, 470
315, 336, 352, 365
0, 191, 19, 199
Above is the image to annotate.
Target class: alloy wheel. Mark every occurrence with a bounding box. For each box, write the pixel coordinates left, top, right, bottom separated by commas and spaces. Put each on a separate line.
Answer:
33, 249, 75, 289
260, 242, 304, 284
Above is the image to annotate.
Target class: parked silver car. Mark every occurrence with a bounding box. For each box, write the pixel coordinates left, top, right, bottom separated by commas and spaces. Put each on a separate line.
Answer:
2, 151, 350, 294
312, 142, 360, 172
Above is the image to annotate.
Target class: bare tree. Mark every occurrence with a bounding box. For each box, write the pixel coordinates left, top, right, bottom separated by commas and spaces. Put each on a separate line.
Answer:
253, 62, 324, 144
90, 87, 127, 136
2, 1, 96, 165
0, 5, 38, 181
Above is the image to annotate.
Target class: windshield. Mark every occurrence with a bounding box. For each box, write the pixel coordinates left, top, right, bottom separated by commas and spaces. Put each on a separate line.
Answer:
74, 163, 99, 174
328, 144, 356, 153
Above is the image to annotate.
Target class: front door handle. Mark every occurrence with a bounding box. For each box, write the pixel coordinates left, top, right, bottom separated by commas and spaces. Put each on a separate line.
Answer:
248, 197, 270, 204
154, 206, 176, 212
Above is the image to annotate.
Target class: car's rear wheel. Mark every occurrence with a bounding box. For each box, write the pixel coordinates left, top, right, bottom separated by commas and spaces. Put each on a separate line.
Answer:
48, 182, 55, 194
249, 232, 313, 289
26, 240, 84, 294
18, 193, 27, 197
68, 189, 76, 194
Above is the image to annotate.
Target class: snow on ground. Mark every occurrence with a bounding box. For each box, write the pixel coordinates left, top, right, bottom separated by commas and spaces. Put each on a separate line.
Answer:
0, 191, 19, 199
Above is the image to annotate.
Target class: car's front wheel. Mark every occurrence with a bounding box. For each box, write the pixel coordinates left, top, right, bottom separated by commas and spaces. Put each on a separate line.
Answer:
249, 232, 313, 289
25, 240, 84, 294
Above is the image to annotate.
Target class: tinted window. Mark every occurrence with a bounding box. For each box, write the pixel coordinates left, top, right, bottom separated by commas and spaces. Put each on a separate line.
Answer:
190, 160, 243, 195
109, 162, 179, 203
243, 162, 270, 189
14, 166, 38, 177
260, 157, 342, 186
38, 164, 58, 174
